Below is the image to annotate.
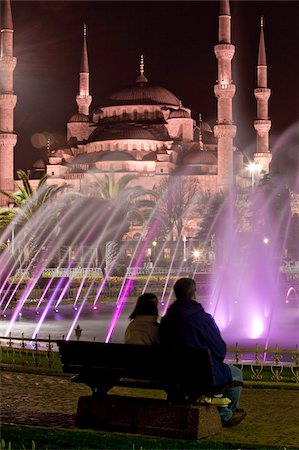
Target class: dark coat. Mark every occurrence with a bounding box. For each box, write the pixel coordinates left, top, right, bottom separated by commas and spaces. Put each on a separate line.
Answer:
160, 298, 232, 386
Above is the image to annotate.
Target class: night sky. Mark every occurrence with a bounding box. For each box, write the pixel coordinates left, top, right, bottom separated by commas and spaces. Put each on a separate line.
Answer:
9, 1, 299, 174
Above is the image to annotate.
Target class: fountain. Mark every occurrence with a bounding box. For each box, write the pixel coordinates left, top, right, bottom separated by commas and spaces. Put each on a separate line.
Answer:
0, 172, 298, 349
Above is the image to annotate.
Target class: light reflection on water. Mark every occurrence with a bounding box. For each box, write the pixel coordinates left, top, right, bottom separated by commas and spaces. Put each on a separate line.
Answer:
0, 299, 298, 348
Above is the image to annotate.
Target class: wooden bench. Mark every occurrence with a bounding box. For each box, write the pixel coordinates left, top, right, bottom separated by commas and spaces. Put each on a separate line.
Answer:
57, 340, 225, 439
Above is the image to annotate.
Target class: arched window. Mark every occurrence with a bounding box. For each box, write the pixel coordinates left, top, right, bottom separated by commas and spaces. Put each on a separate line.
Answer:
133, 110, 138, 121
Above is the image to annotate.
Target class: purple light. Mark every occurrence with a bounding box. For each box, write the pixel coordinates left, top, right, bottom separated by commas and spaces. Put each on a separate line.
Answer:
105, 220, 160, 343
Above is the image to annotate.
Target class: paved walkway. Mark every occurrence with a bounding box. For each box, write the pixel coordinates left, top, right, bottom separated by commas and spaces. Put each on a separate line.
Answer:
1, 370, 299, 448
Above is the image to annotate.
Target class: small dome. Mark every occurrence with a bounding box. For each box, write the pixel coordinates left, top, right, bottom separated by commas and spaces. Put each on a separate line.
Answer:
157, 145, 168, 154
169, 108, 190, 119
201, 121, 212, 132
143, 151, 157, 161
69, 113, 89, 123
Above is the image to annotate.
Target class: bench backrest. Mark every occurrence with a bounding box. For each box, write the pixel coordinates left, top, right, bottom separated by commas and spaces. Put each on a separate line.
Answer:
57, 340, 216, 390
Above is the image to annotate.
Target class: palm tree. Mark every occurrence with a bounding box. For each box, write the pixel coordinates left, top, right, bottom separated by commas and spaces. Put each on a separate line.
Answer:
0, 170, 67, 229
0, 170, 68, 264
89, 172, 158, 271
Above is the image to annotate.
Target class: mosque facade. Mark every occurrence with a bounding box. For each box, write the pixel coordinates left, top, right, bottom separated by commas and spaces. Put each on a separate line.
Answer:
0, 0, 273, 202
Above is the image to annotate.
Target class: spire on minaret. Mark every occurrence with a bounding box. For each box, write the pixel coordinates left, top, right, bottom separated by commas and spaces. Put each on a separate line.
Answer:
1, 0, 13, 31
80, 23, 89, 73
76, 24, 92, 116
136, 53, 148, 84
254, 16, 271, 172
219, 0, 230, 17
218, 0, 231, 44
258, 16, 267, 67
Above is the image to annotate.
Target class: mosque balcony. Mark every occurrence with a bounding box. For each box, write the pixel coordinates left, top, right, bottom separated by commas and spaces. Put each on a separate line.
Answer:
76, 94, 92, 105
214, 123, 236, 139
254, 120, 271, 134
214, 83, 235, 98
254, 88, 271, 100
0, 132, 17, 146
214, 44, 235, 60
0, 93, 17, 108
0, 56, 17, 70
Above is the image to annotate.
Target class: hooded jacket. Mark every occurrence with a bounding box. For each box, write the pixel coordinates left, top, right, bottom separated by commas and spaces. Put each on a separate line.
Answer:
160, 298, 232, 386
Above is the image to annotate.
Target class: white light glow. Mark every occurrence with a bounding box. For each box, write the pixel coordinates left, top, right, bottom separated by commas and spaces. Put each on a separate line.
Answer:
250, 316, 264, 339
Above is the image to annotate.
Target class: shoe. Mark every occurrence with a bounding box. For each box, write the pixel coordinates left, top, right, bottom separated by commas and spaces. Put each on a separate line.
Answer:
234, 408, 245, 413
199, 396, 231, 407
222, 410, 246, 428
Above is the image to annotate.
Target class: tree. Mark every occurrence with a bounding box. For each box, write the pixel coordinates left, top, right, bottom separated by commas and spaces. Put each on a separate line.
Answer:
152, 176, 201, 240
253, 173, 291, 254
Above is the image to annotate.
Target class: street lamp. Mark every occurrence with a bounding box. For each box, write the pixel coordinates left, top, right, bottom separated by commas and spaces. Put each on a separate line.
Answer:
192, 249, 201, 261
247, 161, 261, 189
152, 240, 157, 261
182, 236, 187, 262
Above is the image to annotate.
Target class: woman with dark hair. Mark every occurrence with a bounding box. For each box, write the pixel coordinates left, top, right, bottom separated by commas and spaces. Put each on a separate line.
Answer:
124, 293, 160, 345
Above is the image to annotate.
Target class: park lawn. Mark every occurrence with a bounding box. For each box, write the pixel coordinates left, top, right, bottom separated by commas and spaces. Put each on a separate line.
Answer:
0, 425, 284, 450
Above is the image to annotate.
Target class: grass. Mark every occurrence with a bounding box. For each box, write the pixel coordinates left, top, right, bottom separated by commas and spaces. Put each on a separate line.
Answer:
0, 425, 288, 450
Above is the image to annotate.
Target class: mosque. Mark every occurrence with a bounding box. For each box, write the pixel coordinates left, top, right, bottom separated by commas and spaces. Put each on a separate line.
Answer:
0, 0, 272, 203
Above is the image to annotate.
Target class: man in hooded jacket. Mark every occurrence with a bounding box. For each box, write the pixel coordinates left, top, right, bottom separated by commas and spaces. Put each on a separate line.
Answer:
160, 277, 246, 427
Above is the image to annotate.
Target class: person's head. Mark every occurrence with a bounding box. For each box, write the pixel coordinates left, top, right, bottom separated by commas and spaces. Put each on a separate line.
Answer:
173, 277, 196, 300
129, 293, 159, 320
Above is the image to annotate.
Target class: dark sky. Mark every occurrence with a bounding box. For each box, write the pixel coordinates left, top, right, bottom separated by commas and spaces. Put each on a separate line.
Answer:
9, 1, 299, 172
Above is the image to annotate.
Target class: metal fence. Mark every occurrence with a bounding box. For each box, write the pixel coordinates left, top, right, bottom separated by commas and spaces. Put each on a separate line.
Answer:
0, 334, 298, 383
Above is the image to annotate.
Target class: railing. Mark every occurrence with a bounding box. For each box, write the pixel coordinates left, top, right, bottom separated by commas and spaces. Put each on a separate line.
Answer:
126, 267, 189, 276
0, 334, 298, 384
14, 268, 103, 279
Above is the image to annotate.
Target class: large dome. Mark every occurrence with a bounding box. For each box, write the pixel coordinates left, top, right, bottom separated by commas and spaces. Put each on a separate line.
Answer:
109, 84, 180, 107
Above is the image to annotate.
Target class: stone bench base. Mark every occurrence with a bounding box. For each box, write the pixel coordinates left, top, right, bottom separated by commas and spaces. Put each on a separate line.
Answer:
76, 394, 222, 439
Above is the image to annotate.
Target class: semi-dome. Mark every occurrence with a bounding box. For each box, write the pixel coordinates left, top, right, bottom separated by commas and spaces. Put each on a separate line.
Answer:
183, 151, 217, 165
169, 108, 190, 119
88, 123, 171, 143
32, 158, 46, 169
69, 113, 89, 123
109, 84, 180, 107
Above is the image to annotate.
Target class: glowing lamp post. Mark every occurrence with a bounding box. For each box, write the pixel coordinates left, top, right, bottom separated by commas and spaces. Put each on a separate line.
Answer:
247, 161, 261, 189
192, 249, 201, 261
152, 240, 157, 261
182, 236, 187, 262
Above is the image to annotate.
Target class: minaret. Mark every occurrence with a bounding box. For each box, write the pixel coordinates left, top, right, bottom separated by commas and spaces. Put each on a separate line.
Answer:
253, 17, 271, 173
76, 24, 92, 116
0, 0, 17, 198
213, 0, 236, 190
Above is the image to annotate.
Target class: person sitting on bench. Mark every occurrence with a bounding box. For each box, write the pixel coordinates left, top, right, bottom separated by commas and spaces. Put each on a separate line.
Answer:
160, 277, 246, 428
124, 293, 160, 345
